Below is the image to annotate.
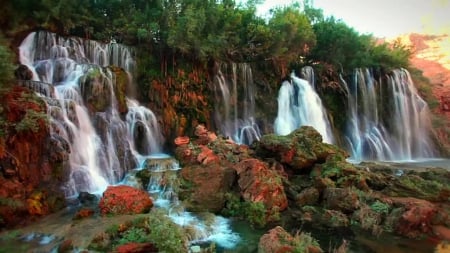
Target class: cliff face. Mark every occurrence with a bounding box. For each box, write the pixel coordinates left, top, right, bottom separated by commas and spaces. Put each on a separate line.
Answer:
0, 86, 68, 228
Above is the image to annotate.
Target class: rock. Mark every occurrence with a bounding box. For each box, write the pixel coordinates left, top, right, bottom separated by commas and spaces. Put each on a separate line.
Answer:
179, 164, 236, 213
321, 209, 349, 227
99, 185, 153, 215
114, 242, 158, 253
78, 192, 99, 206
108, 66, 129, 115
174, 136, 189, 146
196, 146, 220, 165
14, 64, 33, 80
296, 187, 320, 206
235, 159, 288, 218
258, 226, 323, 253
391, 197, 437, 238
73, 207, 95, 219
323, 187, 360, 213
254, 126, 346, 170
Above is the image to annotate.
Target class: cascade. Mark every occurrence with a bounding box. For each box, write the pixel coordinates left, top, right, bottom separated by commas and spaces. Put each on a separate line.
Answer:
274, 70, 334, 143
122, 154, 240, 249
212, 63, 261, 145
18, 31, 162, 197
342, 68, 436, 161
20, 31, 240, 249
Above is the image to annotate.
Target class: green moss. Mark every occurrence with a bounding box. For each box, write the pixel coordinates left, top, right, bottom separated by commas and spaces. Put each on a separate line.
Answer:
370, 200, 390, 215
90, 210, 187, 252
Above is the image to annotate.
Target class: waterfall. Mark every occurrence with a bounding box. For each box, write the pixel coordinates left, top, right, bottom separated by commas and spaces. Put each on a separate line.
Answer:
343, 68, 436, 161
121, 154, 240, 249
274, 71, 334, 143
212, 63, 261, 145
18, 31, 162, 197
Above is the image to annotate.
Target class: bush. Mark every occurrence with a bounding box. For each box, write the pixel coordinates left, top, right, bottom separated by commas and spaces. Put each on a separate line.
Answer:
0, 38, 14, 90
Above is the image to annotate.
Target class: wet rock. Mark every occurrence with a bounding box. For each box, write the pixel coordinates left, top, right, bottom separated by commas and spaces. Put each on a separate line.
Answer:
99, 185, 153, 215
258, 226, 323, 253
78, 191, 99, 206
235, 159, 288, 218
254, 126, 346, 170
174, 136, 189, 146
323, 187, 360, 213
179, 164, 236, 213
114, 242, 158, 253
14, 64, 33, 80
321, 209, 350, 228
73, 207, 95, 219
296, 187, 320, 206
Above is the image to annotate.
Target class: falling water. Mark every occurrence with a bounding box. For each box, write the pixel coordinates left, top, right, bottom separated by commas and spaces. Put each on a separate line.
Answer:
274, 71, 334, 143
343, 68, 436, 161
212, 63, 261, 145
120, 153, 240, 249
18, 31, 162, 197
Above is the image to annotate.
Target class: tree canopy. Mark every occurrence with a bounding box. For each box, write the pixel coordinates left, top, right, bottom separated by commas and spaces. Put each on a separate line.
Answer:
1, 0, 411, 75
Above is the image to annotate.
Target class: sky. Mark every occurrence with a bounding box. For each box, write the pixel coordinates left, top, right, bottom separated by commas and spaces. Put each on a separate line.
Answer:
256, 0, 450, 38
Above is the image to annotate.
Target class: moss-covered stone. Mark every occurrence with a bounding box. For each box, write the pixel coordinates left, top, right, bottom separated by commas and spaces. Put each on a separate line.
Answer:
254, 126, 347, 170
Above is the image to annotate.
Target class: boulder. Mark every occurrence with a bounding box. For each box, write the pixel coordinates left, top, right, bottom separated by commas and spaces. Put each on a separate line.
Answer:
14, 64, 33, 80
323, 187, 360, 213
179, 164, 236, 213
258, 226, 323, 253
254, 126, 346, 170
235, 159, 288, 217
99, 185, 153, 215
114, 242, 158, 253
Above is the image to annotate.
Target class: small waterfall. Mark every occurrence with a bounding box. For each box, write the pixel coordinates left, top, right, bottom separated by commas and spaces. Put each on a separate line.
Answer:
122, 154, 240, 249
274, 71, 334, 143
212, 63, 261, 145
343, 68, 436, 161
18, 31, 161, 197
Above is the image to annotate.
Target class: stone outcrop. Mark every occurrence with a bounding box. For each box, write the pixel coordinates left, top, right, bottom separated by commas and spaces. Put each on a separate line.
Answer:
254, 126, 346, 170
258, 226, 323, 253
99, 185, 153, 215
235, 159, 288, 218
0, 86, 68, 227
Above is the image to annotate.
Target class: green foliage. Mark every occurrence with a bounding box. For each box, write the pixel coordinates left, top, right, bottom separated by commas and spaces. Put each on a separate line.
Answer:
15, 109, 48, 133
117, 227, 149, 246
222, 193, 268, 228
0, 38, 14, 90
370, 200, 390, 215
0, 197, 24, 210
146, 209, 187, 252
307, 16, 411, 72
244, 201, 267, 228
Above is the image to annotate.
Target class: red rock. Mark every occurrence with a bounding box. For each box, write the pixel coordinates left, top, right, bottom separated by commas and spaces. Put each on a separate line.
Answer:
74, 207, 95, 219
391, 197, 437, 238
196, 146, 220, 165
114, 242, 158, 253
235, 159, 288, 218
99, 185, 153, 215
432, 225, 450, 241
174, 136, 190, 146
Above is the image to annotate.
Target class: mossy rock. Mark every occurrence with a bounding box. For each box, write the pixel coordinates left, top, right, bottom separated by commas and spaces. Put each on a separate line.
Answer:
254, 126, 347, 170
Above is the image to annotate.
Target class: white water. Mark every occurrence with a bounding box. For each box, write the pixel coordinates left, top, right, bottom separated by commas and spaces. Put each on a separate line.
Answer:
20, 31, 240, 249
18, 31, 161, 197
274, 71, 334, 143
212, 63, 261, 145
122, 154, 240, 249
343, 68, 436, 161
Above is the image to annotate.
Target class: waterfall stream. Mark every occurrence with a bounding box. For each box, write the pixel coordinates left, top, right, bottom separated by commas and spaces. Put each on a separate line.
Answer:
18, 31, 239, 250
342, 68, 436, 161
18, 31, 162, 197
212, 63, 261, 145
274, 70, 334, 143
